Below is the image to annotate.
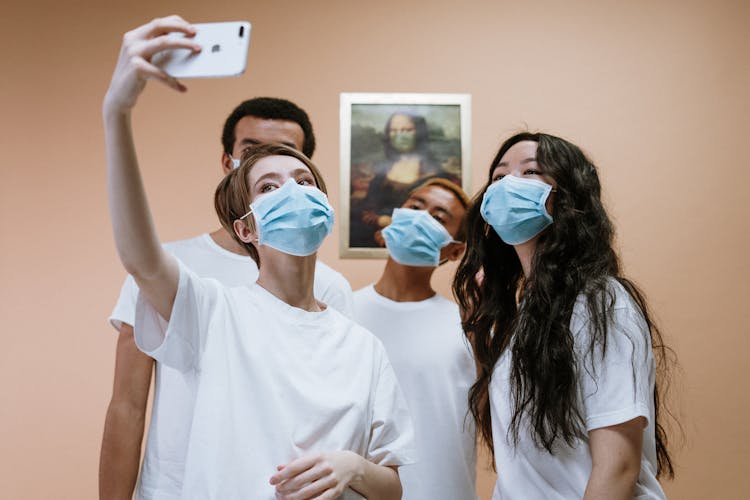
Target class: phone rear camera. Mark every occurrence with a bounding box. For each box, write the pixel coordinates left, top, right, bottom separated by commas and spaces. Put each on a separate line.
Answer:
239, 26, 244, 37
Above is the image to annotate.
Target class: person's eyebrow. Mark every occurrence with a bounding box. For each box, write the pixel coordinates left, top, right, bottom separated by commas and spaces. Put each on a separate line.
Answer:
254, 168, 315, 189
239, 138, 299, 150
409, 195, 454, 219
252, 171, 282, 188
291, 168, 314, 178
495, 157, 537, 167
433, 206, 452, 220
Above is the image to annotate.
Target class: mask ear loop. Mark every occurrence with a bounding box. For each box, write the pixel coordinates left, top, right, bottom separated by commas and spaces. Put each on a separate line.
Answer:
437, 238, 464, 266
239, 207, 253, 220
238, 207, 260, 242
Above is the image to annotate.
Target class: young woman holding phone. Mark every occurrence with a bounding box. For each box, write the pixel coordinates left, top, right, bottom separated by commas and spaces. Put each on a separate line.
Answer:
103, 15, 414, 499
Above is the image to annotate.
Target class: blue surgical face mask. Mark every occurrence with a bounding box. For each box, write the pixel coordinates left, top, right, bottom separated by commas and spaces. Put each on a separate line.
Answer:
382, 208, 457, 267
240, 178, 334, 256
480, 175, 553, 245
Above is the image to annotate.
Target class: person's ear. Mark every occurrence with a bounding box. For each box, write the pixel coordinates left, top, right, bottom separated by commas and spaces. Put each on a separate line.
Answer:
444, 241, 466, 262
233, 218, 257, 244
221, 152, 234, 175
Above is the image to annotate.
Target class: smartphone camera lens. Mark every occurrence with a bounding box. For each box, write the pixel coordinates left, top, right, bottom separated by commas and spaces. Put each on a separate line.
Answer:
239, 26, 244, 37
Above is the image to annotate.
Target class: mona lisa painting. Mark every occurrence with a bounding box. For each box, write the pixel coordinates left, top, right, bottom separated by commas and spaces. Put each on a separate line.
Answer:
340, 92, 471, 258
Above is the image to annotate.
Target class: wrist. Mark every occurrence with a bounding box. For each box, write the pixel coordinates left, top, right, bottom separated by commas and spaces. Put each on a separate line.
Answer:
344, 450, 366, 485
103, 95, 132, 122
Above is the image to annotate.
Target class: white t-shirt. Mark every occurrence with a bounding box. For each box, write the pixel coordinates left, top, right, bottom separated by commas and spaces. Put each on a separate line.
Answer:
489, 280, 666, 499
108, 233, 355, 500
134, 262, 416, 499
353, 285, 477, 500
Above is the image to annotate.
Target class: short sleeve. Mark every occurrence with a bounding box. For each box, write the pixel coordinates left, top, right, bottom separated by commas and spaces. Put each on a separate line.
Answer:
574, 299, 654, 432
367, 354, 418, 466
109, 274, 139, 331
134, 261, 223, 373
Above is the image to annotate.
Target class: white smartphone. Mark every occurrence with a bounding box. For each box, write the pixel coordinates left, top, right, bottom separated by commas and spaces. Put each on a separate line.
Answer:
152, 21, 251, 78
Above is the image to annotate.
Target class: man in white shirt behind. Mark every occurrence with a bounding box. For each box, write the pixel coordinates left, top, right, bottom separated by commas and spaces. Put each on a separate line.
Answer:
353, 178, 478, 499
100, 95, 353, 500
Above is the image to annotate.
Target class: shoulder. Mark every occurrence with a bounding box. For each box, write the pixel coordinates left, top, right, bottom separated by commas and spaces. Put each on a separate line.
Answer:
572, 277, 641, 318
333, 308, 388, 352
175, 258, 223, 292
571, 278, 649, 339
314, 260, 344, 279
352, 284, 375, 301
163, 234, 205, 251
431, 293, 460, 313
314, 260, 352, 291
570, 277, 650, 350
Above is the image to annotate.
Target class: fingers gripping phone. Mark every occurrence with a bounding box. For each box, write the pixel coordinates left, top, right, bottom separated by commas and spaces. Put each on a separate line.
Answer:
152, 21, 251, 78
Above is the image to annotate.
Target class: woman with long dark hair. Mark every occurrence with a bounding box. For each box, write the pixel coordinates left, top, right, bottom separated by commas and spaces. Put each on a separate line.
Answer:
453, 132, 674, 499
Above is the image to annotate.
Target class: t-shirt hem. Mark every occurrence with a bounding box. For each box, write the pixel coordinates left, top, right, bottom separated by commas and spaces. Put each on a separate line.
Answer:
374, 449, 419, 467
585, 402, 650, 431
108, 316, 126, 331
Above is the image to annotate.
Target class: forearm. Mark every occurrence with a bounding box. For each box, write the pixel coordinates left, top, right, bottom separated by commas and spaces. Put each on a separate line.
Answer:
348, 456, 402, 500
584, 417, 645, 500
583, 464, 639, 500
100, 325, 153, 499
103, 98, 178, 321
99, 400, 146, 500
103, 106, 165, 280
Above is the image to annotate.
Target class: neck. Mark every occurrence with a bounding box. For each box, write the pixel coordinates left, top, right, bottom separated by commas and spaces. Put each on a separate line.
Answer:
256, 250, 320, 312
373, 258, 436, 302
209, 228, 248, 256
513, 238, 537, 278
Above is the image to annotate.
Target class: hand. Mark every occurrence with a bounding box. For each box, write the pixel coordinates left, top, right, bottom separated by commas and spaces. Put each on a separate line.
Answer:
373, 229, 385, 247
104, 15, 201, 113
361, 210, 379, 225
270, 451, 364, 500
376, 215, 392, 229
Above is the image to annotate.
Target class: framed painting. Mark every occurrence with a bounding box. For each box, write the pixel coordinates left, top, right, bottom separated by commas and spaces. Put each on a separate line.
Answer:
339, 92, 471, 258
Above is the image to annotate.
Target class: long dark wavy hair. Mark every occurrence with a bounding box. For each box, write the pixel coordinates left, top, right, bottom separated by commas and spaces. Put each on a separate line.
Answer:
453, 132, 675, 477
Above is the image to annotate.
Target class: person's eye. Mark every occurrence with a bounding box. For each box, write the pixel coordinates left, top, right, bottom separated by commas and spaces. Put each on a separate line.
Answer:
525, 169, 543, 175
297, 177, 314, 186
259, 183, 277, 193
432, 215, 446, 224
491, 174, 505, 183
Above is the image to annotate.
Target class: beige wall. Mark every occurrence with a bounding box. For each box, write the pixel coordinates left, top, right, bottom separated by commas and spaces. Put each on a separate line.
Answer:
1, 0, 748, 497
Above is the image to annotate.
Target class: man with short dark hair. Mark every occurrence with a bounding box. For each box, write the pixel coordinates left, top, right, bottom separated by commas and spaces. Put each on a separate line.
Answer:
354, 178, 478, 499
99, 96, 353, 500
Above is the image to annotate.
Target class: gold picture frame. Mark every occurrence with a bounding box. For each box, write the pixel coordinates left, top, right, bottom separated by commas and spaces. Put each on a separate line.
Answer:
339, 92, 472, 258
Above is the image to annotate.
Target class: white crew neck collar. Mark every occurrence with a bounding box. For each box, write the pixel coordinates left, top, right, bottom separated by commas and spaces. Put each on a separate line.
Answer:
367, 284, 443, 310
